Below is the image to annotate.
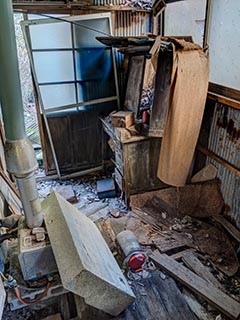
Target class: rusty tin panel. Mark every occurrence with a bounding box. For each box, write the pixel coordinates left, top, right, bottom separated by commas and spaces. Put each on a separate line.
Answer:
114, 11, 151, 36
207, 103, 240, 225
112, 11, 151, 101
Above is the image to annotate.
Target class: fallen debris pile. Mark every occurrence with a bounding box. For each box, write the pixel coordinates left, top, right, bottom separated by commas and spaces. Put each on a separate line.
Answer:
3, 175, 240, 320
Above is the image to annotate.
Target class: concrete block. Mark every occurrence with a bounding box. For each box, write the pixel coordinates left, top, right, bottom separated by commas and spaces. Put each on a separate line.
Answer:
42, 192, 135, 316
0, 277, 6, 320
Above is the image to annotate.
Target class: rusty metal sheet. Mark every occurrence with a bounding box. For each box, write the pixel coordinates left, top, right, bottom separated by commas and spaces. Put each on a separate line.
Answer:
113, 11, 151, 102
207, 103, 240, 225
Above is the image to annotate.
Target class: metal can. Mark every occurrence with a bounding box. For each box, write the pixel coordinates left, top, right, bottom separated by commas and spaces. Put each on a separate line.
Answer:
116, 230, 146, 271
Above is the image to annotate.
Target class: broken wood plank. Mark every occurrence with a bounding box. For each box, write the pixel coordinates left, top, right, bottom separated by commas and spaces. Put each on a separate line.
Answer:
213, 215, 240, 242
183, 289, 215, 320
170, 248, 196, 261
191, 164, 217, 183
150, 251, 240, 320
156, 239, 186, 253
182, 251, 224, 290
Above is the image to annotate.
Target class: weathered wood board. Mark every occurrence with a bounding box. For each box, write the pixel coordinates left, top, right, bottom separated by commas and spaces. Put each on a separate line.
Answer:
182, 251, 223, 290
124, 55, 145, 116
150, 251, 240, 320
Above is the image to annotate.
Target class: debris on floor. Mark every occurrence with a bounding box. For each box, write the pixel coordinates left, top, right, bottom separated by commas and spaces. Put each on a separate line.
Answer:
52, 185, 77, 204
2, 174, 240, 320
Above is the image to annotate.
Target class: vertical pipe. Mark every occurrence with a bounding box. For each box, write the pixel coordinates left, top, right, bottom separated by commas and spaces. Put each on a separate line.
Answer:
0, 0, 25, 141
0, 0, 43, 228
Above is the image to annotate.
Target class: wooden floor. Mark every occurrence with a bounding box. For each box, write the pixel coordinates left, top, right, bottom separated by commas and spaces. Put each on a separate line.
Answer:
76, 271, 196, 320
116, 271, 196, 320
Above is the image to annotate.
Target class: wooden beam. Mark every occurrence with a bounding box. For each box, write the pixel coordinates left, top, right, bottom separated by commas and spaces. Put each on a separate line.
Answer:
13, 3, 151, 14
150, 251, 240, 320
208, 83, 240, 102
208, 92, 240, 111
197, 144, 240, 177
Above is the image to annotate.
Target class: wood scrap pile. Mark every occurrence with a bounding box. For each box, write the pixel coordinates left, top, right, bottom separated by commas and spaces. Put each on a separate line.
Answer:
125, 179, 240, 320
80, 178, 239, 318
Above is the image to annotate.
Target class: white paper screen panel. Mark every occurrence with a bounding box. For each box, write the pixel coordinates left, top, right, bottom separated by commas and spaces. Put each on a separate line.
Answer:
40, 84, 76, 109
165, 0, 206, 46
30, 22, 72, 49
208, 0, 240, 90
33, 51, 74, 83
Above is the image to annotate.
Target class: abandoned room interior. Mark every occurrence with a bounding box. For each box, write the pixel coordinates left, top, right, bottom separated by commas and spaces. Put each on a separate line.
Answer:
0, 0, 239, 319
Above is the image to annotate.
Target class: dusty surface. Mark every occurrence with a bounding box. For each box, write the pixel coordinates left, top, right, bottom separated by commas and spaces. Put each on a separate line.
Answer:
2, 176, 240, 319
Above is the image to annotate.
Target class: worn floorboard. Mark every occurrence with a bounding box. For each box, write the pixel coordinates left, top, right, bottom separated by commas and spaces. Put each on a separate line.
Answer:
116, 271, 196, 320
150, 252, 240, 320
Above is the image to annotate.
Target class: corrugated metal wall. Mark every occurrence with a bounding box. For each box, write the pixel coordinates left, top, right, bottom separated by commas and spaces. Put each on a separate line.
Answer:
113, 11, 152, 100
207, 102, 240, 225
114, 11, 151, 36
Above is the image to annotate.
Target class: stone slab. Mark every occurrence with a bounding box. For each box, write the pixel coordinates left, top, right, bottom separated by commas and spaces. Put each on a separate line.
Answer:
42, 192, 135, 316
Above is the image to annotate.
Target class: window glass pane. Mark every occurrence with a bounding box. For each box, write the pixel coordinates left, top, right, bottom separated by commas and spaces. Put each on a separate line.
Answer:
33, 51, 74, 83
74, 18, 110, 48
76, 48, 115, 101
30, 22, 72, 49
40, 84, 76, 109
74, 17, 116, 102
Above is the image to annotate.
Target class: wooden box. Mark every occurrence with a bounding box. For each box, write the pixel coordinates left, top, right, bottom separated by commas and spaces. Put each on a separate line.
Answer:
111, 111, 134, 128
